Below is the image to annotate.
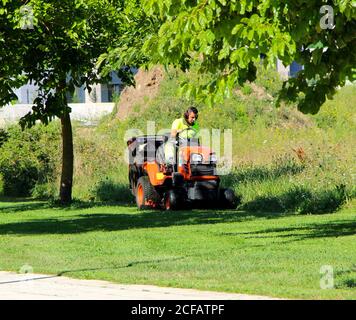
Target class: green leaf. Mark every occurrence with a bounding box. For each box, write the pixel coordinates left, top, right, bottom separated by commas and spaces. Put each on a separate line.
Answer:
204, 6, 213, 21
247, 29, 255, 41
218, 40, 230, 60
308, 41, 324, 50
312, 48, 323, 65
231, 24, 243, 35
230, 47, 249, 68
207, 30, 216, 43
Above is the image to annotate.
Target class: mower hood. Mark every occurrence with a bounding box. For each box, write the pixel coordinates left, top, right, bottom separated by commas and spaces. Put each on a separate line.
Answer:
179, 146, 216, 164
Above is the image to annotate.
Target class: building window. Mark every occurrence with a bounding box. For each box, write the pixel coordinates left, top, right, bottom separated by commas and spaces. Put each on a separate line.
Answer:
107, 84, 122, 102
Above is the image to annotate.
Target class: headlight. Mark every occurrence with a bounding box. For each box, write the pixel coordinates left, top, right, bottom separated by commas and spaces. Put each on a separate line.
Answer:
210, 153, 217, 163
191, 153, 203, 163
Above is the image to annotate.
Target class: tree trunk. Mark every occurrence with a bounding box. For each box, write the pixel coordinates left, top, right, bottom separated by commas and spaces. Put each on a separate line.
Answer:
59, 111, 74, 204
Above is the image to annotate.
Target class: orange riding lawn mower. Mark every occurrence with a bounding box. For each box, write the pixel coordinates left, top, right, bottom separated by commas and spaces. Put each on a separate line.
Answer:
127, 128, 239, 210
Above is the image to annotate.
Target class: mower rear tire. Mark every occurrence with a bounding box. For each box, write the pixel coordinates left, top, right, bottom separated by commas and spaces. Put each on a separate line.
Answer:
136, 176, 161, 210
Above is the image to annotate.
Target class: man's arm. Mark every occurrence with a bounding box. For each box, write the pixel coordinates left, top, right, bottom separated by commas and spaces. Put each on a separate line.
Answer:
171, 119, 181, 138
171, 129, 178, 138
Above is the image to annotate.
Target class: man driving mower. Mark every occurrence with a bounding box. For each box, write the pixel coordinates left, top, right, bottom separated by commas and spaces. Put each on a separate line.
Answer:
162, 107, 200, 165
127, 106, 238, 210
171, 106, 200, 139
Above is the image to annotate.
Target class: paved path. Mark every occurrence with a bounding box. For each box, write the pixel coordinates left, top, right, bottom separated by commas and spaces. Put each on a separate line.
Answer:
0, 272, 278, 300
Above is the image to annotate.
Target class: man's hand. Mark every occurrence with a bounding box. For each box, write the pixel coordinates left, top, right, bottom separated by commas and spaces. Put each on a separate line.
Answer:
171, 129, 184, 138
171, 129, 178, 138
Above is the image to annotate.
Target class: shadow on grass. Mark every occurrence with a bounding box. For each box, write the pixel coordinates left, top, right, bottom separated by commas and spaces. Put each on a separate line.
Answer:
57, 256, 186, 276
229, 219, 356, 242
0, 209, 354, 242
328, 265, 356, 290
0, 201, 139, 214
0, 201, 50, 213
0, 208, 287, 235
0, 194, 134, 214
0, 257, 186, 284
0, 181, 135, 213
0, 199, 354, 241
337, 278, 356, 289
0, 197, 39, 203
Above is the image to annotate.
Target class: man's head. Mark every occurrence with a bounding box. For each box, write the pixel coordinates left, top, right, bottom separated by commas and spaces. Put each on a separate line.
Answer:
184, 106, 199, 125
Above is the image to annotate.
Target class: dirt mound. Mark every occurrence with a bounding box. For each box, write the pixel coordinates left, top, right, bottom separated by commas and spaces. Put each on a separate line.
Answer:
116, 66, 164, 119
235, 82, 273, 101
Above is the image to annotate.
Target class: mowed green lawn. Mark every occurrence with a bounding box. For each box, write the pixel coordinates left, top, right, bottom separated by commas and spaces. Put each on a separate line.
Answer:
0, 199, 355, 299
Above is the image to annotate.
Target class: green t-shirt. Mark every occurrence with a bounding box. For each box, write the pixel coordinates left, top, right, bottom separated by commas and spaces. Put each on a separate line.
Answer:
171, 117, 200, 139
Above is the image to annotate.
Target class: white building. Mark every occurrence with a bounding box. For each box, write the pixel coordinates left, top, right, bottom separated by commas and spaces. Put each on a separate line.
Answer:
276, 60, 303, 79
11, 71, 126, 105
0, 71, 137, 126
11, 63, 301, 105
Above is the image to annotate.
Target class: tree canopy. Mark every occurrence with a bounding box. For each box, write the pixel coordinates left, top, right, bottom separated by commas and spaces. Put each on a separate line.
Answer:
139, 0, 355, 113
1, 0, 121, 126
0, 0, 127, 203
97, 0, 159, 78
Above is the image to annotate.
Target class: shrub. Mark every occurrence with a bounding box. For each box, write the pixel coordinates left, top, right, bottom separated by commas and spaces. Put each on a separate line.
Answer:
1, 161, 38, 197
222, 155, 305, 185
0, 173, 4, 196
297, 184, 348, 214
254, 64, 283, 97
0, 123, 60, 197
240, 185, 349, 214
31, 182, 57, 200
0, 129, 9, 148
88, 178, 133, 203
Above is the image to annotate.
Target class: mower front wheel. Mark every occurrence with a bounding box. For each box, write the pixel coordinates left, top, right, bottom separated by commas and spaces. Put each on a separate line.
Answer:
136, 176, 160, 210
218, 188, 239, 209
164, 190, 181, 211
